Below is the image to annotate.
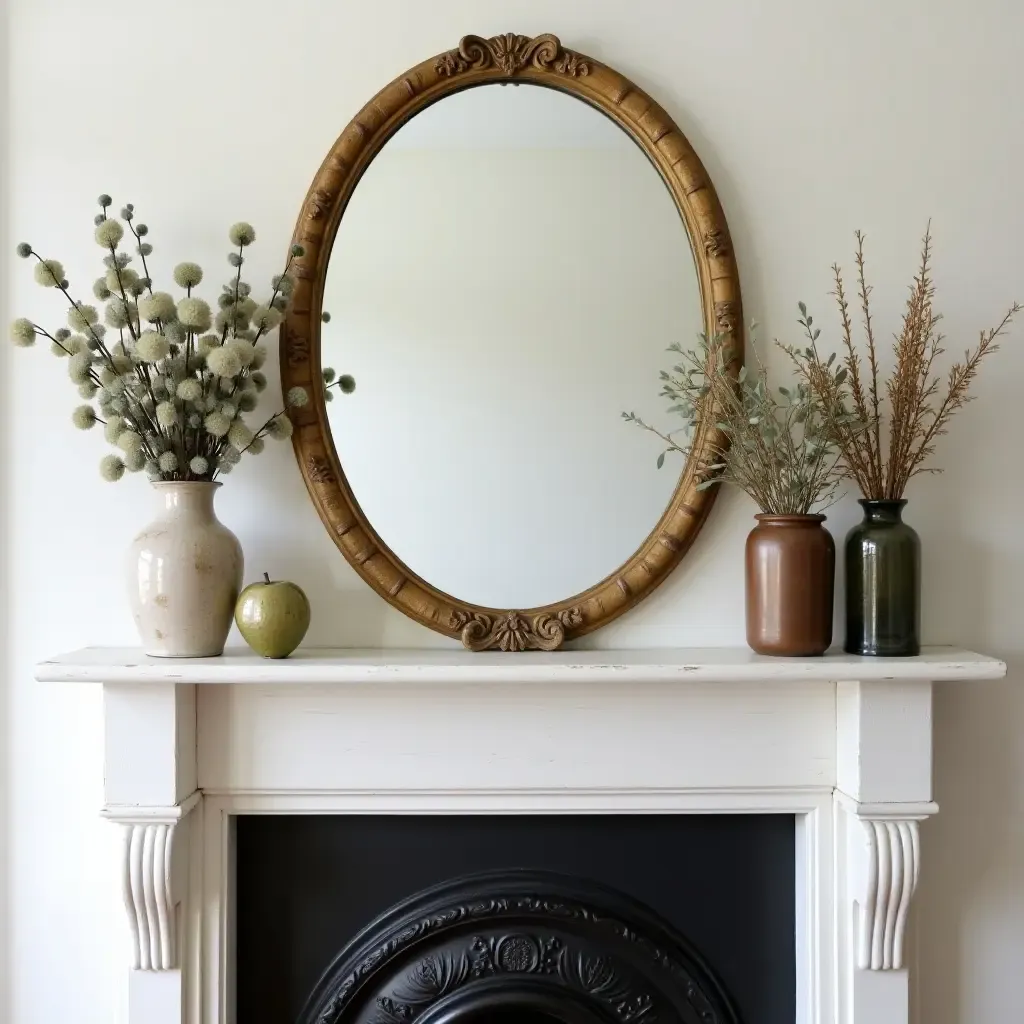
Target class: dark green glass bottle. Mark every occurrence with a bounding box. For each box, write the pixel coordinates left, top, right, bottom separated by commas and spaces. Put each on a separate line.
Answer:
844, 499, 920, 656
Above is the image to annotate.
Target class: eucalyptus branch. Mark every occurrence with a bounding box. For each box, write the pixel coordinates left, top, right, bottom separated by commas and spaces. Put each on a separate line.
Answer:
626, 330, 845, 515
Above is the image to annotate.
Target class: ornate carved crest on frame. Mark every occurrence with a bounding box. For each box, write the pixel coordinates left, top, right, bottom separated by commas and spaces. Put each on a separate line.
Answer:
280, 33, 743, 651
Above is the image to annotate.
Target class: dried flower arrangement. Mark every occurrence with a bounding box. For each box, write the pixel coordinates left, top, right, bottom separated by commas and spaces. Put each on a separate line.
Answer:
624, 331, 852, 514
785, 226, 1019, 500
8, 194, 355, 482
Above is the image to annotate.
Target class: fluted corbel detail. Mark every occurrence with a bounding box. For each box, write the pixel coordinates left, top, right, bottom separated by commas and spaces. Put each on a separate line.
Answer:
103, 791, 201, 971
848, 801, 936, 971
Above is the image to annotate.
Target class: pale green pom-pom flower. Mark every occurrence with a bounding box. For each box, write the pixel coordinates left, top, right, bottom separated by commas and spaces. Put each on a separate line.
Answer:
187, 412, 202, 429
248, 436, 265, 455
176, 378, 203, 402
68, 351, 92, 384
250, 371, 267, 392
189, 455, 209, 476
227, 252, 243, 268
165, 321, 187, 344
34, 259, 64, 287
228, 222, 256, 247
216, 461, 233, 476
173, 262, 203, 289
138, 292, 176, 323
106, 267, 140, 293
100, 454, 125, 481
16, 242, 32, 258
68, 305, 98, 330
103, 416, 125, 444
117, 430, 143, 452
93, 278, 112, 301
220, 444, 242, 465
177, 297, 212, 332
287, 386, 309, 408
112, 354, 133, 375
72, 405, 98, 430
94, 220, 124, 248
251, 305, 282, 331
206, 345, 241, 378
78, 381, 99, 399
123, 447, 147, 472
104, 299, 133, 329
197, 334, 219, 357
322, 367, 336, 384
220, 401, 237, 419
65, 335, 89, 355
338, 374, 356, 394
226, 338, 255, 367
204, 411, 231, 437
227, 421, 253, 450
291, 243, 304, 257
237, 391, 257, 413
155, 401, 178, 429
136, 331, 170, 363
9, 318, 36, 346
266, 412, 293, 440
251, 344, 267, 370
50, 341, 68, 356
158, 451, 178, 474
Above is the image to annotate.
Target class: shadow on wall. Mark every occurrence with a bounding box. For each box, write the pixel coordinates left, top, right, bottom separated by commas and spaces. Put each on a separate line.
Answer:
915, 658, 1024, 1024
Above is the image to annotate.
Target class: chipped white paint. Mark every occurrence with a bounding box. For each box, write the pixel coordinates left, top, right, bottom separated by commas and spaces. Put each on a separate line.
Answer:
35, 645, 1005, 685
35, 646, 1005, 1024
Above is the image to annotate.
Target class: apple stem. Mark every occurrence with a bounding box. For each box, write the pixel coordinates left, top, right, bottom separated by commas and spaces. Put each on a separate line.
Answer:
263, 572, 271, 584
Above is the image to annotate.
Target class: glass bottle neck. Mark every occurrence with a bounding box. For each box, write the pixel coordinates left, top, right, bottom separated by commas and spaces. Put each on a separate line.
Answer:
859, 499, 906, 524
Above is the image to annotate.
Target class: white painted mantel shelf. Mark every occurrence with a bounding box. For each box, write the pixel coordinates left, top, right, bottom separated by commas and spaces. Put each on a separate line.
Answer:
37, 646, 1006, 1024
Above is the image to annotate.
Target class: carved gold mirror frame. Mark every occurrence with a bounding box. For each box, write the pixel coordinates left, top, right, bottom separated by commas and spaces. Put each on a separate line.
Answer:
280, 33, 742, 651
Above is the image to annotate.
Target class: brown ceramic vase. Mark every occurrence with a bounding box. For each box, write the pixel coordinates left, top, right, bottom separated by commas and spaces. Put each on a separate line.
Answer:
745, 514, 835, 656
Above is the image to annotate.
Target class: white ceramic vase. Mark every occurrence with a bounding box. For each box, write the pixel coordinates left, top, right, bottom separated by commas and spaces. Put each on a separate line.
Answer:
126, 482, 243, 657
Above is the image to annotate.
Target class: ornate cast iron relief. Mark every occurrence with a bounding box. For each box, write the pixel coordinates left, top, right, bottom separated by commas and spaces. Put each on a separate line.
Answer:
300, 872, 739, 1024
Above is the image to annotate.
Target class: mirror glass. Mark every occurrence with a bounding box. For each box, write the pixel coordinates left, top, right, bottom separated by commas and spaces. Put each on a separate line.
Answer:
322, 84, 703, 609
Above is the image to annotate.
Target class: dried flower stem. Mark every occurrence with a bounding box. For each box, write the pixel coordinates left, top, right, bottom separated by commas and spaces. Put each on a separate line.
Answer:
788, 225, 1018, 499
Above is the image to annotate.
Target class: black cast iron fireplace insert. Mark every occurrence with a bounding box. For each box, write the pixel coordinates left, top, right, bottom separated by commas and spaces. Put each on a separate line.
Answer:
298, 871, 741, 1024
235, 815, 794, 1024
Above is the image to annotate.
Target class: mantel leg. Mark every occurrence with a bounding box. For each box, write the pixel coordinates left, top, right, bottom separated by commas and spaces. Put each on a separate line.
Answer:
835, 679, 936, 1024
103, 682, 199, 1024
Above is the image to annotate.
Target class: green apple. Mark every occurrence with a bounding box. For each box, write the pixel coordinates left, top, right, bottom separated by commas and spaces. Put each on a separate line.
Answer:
234, 573, 311, 659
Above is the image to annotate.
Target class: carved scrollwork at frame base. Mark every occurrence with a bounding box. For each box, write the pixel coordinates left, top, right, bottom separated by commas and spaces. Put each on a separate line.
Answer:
450, 607, 583, 651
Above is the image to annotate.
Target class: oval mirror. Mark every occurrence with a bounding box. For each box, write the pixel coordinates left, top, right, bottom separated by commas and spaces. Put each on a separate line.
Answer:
282, 34, 742, 650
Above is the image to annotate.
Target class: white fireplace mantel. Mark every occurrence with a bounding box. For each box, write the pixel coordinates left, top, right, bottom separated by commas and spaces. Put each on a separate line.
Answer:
36, 645, 1006, 1024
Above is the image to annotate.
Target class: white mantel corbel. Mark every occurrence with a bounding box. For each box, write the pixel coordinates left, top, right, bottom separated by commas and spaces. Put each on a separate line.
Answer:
37, 646, 1006, 1024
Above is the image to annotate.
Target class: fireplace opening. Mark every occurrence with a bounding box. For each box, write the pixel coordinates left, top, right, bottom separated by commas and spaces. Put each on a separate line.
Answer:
235, 815, 795, 1024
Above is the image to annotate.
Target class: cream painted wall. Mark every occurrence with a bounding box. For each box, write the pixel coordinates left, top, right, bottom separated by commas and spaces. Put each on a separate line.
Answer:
3, 1, 1023, 1021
